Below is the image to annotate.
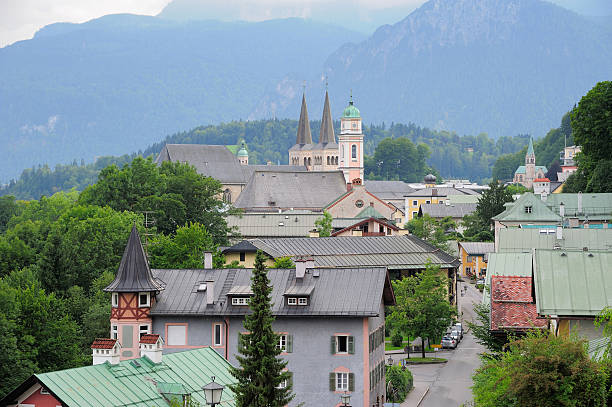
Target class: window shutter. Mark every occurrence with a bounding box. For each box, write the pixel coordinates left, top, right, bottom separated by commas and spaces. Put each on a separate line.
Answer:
288, 371, 293, 389
287, 334, 293, 353
348, 336, 355, 354
349, 373, 355, 391
329, 373, 336, 391
331, 336, 336, 354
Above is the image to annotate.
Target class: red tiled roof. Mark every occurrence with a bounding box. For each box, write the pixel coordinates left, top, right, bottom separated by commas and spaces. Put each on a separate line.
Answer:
534, 178, 550, 182
491, 275, 533, 303
91, 338, 118, 349
490, 276, 547, 331
140, 334, 160, 344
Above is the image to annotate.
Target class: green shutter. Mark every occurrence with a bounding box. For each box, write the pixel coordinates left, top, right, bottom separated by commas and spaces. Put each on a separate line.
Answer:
331, 336, 336, 354
348, 336, 355, 354
349, 373, 355, 391
288, 371, 293, 389
329, 372, 336, 391
287, 334, 293, 353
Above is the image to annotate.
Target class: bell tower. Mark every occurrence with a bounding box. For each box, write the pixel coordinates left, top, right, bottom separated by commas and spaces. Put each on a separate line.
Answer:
338, 93, 364, 184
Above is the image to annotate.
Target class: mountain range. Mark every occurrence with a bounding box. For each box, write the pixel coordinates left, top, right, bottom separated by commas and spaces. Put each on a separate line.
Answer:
1, 0, 611, 182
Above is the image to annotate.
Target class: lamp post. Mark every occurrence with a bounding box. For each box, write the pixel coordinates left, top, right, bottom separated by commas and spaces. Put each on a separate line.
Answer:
202, 376, 224, 407
387, 355, 394, 366
340, 391, 351, 407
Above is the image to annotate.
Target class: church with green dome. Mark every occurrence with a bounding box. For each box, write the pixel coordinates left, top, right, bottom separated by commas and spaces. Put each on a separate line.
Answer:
289, 90, 364, 184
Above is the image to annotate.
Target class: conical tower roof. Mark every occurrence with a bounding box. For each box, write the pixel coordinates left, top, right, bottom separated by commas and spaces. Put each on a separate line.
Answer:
104, 225, 163, 292
527, 137, 535, 155
319, 90, 336, 145
295, 93, 313, 145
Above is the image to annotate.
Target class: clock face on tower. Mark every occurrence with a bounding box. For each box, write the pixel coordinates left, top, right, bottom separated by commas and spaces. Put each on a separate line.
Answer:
352, 122, 357, 129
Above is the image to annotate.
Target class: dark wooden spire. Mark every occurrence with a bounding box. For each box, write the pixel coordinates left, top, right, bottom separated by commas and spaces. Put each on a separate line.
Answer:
295, 93, 313, 145
104, 225, 163, 292
319, 90, 335, 145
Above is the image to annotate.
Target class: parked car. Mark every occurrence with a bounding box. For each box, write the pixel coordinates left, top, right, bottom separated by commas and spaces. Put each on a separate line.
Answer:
454, 323, 464, 339
449, 329, 461, 343
441, 336, 457, 349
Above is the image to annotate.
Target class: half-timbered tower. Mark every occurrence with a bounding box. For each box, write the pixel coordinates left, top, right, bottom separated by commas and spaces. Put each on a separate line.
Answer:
104, 225, 163, 360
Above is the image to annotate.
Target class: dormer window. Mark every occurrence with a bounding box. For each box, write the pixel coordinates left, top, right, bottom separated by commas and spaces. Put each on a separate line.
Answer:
298, 297, 308, 305
288, 297, 297, 305
232, 297, 250, 306
112, 292, 119, 307
139, 292, 150, 307
287, 297, 308, 306
525, 206, 533, 214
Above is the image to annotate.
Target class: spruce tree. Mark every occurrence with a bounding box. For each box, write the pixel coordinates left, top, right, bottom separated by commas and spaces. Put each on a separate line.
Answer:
229, 251, 294, 406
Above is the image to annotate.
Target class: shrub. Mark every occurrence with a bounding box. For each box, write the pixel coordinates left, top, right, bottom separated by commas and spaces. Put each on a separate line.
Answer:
476, 284, 484, 292
391, 331, 403, 347
386, 365, 413, 402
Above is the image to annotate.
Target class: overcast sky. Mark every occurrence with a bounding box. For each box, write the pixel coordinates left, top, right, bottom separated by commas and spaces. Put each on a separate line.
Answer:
1, 0, 610, 48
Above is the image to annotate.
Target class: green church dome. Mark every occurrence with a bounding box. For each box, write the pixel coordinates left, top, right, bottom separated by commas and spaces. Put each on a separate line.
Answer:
342, 100, 361, 119
237, 141, 248, 157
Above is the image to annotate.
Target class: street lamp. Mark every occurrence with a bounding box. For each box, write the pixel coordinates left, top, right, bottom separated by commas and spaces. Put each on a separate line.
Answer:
387, 355, 394, 366
202, 376, 224, 407
340, 391, 351, 406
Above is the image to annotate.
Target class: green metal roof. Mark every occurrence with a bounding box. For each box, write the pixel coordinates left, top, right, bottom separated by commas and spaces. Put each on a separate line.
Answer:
237, 141, 248, 157
498, 228, 612, 252
534, 250, 612, 317
544, 193, 612, 220
357, 205, 385, 219
483, 252, 533, 305
492, 192, 561, 223
342, 100, 361, 118
514, 165, 547, 175
36, 347, 236, 407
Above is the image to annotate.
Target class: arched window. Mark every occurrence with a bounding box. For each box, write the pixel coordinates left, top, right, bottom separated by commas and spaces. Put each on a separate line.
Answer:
352, 144, 357, 159
308, 157, 311, 166
304, 157, 307, 166
327, 156, 330, 165
335, 156, 338, 165
223, 188, 232, 203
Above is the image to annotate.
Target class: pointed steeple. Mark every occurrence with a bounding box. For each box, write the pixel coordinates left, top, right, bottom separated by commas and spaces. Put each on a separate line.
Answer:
319, 90, 335, 144
295, 93, 312, 145
527, 137, 535, 156
104, 225, 163, 292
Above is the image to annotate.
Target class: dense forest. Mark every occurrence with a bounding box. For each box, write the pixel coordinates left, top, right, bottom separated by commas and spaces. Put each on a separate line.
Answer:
1, 119, 533, 199
492, 112, 574, 182
0, 159, 233, 398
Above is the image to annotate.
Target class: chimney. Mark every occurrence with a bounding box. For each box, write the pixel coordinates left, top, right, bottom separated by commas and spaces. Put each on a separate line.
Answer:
347, 183, 353, 192
295, 258, 306, 279
559, 202, 565, 217
305, 256, 315, 269
203, 251, 213, 269
309, 229, 320, 238
556, 225, 563, 240
370, 202, 374, 207
578, 192, 583, 214
541, 192, 547, 202
92, 339, 121, 365
206, 280, 215, 305
139, 334, 163, 363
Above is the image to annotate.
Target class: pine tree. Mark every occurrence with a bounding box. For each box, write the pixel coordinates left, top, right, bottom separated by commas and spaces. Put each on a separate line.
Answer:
229, 251, 294, 406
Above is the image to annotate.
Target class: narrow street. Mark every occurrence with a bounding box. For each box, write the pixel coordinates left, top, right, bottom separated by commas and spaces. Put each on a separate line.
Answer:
386, 280, 485, 406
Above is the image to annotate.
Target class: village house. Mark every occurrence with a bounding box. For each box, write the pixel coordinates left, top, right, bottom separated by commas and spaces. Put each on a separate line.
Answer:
457, 242, 494, 278
100, 226, 394, 407
418, 202, 477, 233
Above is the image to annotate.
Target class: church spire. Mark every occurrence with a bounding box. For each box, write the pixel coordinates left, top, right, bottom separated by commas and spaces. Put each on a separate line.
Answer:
295, 93, 312, 145
319, 90, 335, 144
527, 137, 535, 156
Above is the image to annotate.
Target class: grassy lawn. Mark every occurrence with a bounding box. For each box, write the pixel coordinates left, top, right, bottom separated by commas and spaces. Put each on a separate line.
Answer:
385, 342, 410, 351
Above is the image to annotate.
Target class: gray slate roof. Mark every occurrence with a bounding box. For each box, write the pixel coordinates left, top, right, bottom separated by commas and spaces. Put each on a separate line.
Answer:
234, 170, 347, 211
419, 203, 477, 218
156, 144, 247, 184
226, 212, 321, 238
105, 226, 164, 293
405, 187, 480, 197
224, 235, 460, 270
150, 267, 393, 316
317, 90, 336, 145
364, 181, 415, 199
459, 242, 495, 255
294, 93, 313, 146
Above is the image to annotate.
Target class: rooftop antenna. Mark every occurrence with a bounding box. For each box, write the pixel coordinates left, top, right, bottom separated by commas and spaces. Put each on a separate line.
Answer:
325, 75, 328, 91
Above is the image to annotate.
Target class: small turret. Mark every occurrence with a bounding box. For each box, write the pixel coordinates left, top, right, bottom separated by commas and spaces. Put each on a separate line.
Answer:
237, 141, 249, 165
